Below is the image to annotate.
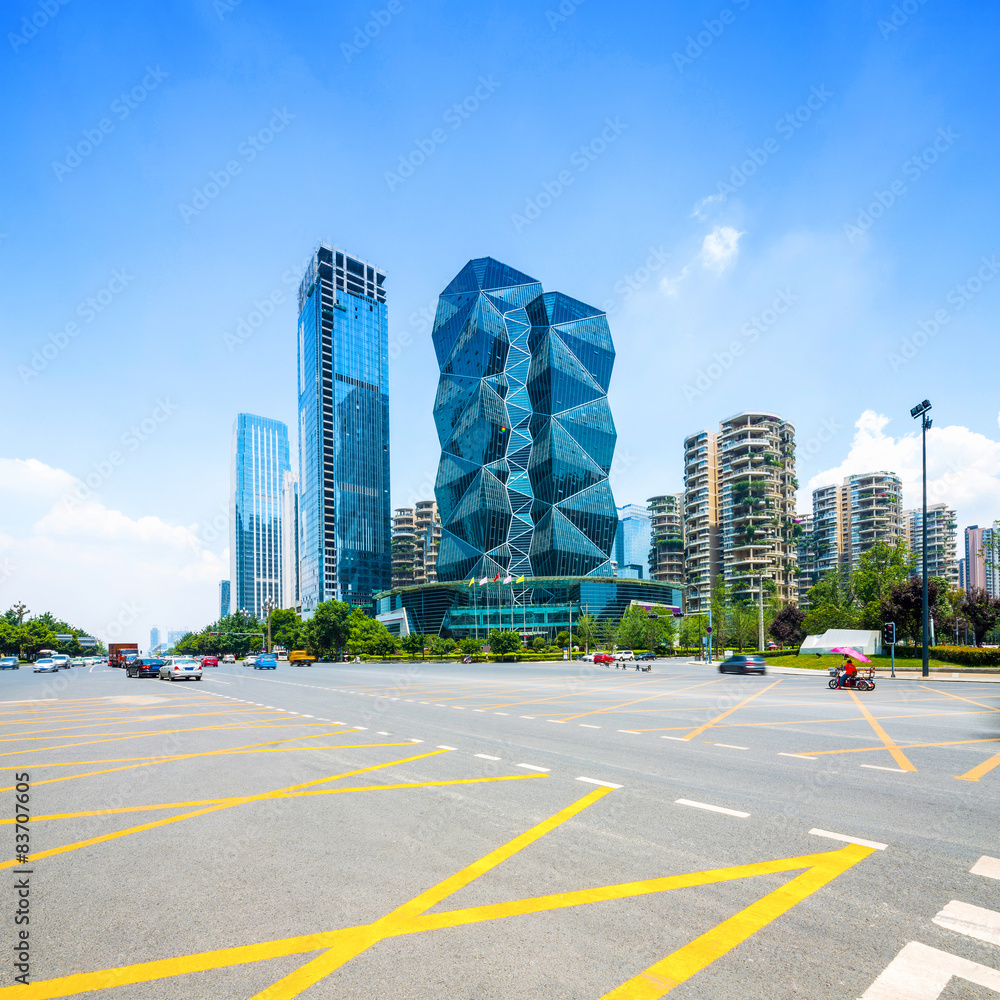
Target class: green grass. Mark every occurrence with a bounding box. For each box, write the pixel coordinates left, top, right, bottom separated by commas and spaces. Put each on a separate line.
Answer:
761, 654, 996, 671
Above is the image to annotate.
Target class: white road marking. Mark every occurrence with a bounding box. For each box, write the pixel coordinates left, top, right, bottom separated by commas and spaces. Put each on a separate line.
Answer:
354, 726, 368, 730
617, 730, 640, 734
933, 900, 1000, 946
516, 764, 550, 772
376, 731, 390, 736
435, 705, 447, 708
859, 941, 1000, 999
779, 752, 817, 760
520, 715, 534, 719
452, 706, 465, 710
714, 743, 749, 749
409, 739, 423, 743
579, 724, 601, 729
577, 777, 622, 789
675, 798, 749, 818
437, 745, 457, 750
971, 856, 1000, 880
809, 828, 887, 850
861, 764, 911, 772
475, 754, 501, 760
494, 712, 509, 715
547, 719, 567, 724
0, 699, 57, 704
205, 678, 231, 684
473, 709, 486, 712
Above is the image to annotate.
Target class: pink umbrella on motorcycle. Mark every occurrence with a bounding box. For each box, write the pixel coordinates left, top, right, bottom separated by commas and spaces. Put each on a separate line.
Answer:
830, 646, 871, 662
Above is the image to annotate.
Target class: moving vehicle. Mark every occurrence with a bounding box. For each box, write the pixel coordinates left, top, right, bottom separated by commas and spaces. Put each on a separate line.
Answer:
222, 654, 235, 664
50, 654, 71, 670
580, 653, 595, 662
70, 657, 86, 667
126, 657, 165, 679
637, 652, 657, 661
108, 643, 139, 668
719, 654, 767, 675
254, 654, 277, 669
0, 656, 19, 670
201, 655, 218, 667
158, 658, 202, 682
594, 652, 615, 665
33, 658, 58, 673
83, 657, 96, 666
244, 655, 258, 667
288, 650, 315, 666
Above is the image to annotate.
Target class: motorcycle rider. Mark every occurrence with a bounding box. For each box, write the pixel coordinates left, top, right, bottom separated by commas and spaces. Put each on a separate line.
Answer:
837, 655, 857, 689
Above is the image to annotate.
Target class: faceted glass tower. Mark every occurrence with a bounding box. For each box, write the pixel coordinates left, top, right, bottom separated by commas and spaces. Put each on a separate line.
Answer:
432, 257, 618, 581
297, 244, 390, 613
229, 413, 290, 619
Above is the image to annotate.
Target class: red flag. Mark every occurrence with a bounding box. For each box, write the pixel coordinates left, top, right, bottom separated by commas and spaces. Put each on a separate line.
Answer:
492, 573, 500, 582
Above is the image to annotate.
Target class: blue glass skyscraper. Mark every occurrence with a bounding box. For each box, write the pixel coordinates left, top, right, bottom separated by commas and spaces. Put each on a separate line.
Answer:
432, 257, 618, 580
297, 244, 390, 613
230, 414, 291, 619
614, 503, 652, 579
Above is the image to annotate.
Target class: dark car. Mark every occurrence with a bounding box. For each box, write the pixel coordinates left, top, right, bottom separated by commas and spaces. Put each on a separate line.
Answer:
127, 657, 165, 678
719, 654, 767, 675
637, 652, 657, 661
0, 656, 19, 670
255, 654, 277, 669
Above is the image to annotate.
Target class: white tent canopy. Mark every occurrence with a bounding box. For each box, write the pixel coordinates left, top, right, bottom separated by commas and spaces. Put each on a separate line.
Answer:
799, 629, 882, 656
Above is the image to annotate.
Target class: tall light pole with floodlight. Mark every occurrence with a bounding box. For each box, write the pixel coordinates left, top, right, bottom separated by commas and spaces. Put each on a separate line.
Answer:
910, 399, 932, 678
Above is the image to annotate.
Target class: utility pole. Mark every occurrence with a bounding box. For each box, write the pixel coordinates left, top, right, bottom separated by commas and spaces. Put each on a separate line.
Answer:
758, 574, 765, 652
910, 399, 932, 678
12, 602, 29, 625
264, 595, 275, 653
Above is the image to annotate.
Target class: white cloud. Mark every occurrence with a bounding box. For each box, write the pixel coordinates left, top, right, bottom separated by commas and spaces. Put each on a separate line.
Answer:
804, 410, 1000, 528
699, 225, 744, 273
691, 193, 724, 221
0, 457, 225, 645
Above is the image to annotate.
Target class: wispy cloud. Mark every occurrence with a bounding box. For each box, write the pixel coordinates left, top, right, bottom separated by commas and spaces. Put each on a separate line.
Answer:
660, 225, 744, 295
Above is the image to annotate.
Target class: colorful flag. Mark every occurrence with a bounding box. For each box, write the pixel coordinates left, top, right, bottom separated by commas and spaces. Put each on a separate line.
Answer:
479, 576, 488, 586
492, 573, 500, 582
516, 575, 525, 583
503, 575, 513, 584
468, 578, 475, 587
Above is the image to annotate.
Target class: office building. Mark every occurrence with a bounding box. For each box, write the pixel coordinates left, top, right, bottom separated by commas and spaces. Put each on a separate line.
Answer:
219, 580, 230, 619
230, 413, 290, 620
149, 627, 161, 652
904, 504, 959, 586
682, 431, 720, 612
958, 557, 967, 591
280, 471, 299, 609
614, 504, 652, 579
375, 256, 680, 638
648, 494, 684, 587
297, 244, 390, 612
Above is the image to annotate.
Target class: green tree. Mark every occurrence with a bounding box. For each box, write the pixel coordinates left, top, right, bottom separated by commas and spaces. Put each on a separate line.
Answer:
531, 636, 546, 652
880, 577, 940, 645
304, 600, 353, 660
960, 587, 1000, 645
598, 616, 619, 649
459, 637, 481, 656
807, 566, 853, 611
574, 613, 598, 652
616, 605, 647, 649
555, 629, 571, 648
769, 604, 805, 647
728, 603, 757, 652
346, 608, 397, 658
801, 604, 860, 636
400, 632, 426, 657
488, 629, 521, 656
429, 635, 456, 656
270, 608, 302, 651
710, 574, 731, 654
852, 540, 914, 606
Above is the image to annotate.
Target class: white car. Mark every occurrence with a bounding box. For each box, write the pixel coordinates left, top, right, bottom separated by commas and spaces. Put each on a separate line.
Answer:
33, 658, 58, 673
615, 650, 636, 661
50, 654, 71, 670
83, 657, 96, 666
222, 654, 236, 664
158, 658, 203, 682
244, 655, 257, 667
580, 653, 595, 662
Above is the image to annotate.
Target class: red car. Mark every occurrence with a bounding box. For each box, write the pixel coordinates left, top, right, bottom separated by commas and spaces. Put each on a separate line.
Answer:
201, 655, 218, 667
594, 652, 615, 664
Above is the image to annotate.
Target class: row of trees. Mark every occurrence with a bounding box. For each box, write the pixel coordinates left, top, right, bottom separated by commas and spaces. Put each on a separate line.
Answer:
0, 607, 105, 658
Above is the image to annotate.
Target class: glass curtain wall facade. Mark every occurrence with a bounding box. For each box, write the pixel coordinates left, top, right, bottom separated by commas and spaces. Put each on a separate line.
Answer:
219, 580, 231, 619
431, 257, 618, 581
229, 413, 290, 620
614, 503, 651, 578
297, 244, 390, 613
280, 471, 299, 608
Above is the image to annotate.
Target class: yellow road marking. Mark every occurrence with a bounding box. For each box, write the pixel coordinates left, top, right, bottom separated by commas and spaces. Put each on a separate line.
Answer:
558, 678, 718, 723
956, 752, 1000, 782
800, 736, 1000, 757
917, 684, 1000, 713
0, 749, 448, 872
847, 691, 916, 770
681, 680, 782, 740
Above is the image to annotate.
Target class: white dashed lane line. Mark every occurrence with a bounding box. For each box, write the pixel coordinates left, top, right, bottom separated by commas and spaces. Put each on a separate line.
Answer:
675, 798, 750, 818
971, 856, 1000, 880
475, 754, 501, 761
516, 764, 550, 772
809, 828, 887, 850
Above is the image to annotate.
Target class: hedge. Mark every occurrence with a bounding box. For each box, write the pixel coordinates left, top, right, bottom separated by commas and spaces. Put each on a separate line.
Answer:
892, 645, 1000, 667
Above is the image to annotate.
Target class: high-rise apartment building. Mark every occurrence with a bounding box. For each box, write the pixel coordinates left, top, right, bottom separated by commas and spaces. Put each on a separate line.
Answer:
219, 580, 230, 618
795, 514, 817, 606
811, 484, 844, 580
413, 500, 442, 585
718, 412, 798, 603
905, 503, 959, 586
614, 503, 651, 579
230, 413, 290, 620
963, 524, 1000, 595
391, 507, 417, 588
648, 494, 684, 587
432, 257, 618, 580
297, 244, 390, 612
280, 471, 299, 609
682, 431, 719, 612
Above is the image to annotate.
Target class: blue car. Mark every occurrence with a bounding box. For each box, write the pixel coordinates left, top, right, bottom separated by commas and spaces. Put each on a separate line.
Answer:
255, 654, 277, 669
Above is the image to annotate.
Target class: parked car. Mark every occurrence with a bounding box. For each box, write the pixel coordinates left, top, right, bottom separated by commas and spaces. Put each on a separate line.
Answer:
0, 656, 20, 670
580, 653, 595, 662
158, 658, 203, 682
201, 655, 218, 667
255, 654, 277, 669
637, 652, 657, 661
594, 652, 615, 665
126, 657, 165, 679
222, 654, 236, 664
719, 654, 767, 675
244, 655, 258, 667
615, 650, 636, 661
33, 658, 58, 673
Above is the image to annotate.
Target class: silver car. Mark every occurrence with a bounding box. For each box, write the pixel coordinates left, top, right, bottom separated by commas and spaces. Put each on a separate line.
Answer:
33, 658, 58, 673
158, 658, 203, 682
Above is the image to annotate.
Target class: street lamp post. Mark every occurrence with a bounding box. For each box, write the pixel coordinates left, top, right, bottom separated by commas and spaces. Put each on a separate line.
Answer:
910, 399, 932, 678
264, 596, 275, 653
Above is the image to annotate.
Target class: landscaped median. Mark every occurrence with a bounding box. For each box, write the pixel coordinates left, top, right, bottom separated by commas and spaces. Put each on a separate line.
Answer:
761, 651, 1000, 674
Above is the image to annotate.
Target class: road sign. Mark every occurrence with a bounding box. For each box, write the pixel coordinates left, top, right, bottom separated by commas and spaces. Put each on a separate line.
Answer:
78, 637, 97, 647
55, 633, 73, 642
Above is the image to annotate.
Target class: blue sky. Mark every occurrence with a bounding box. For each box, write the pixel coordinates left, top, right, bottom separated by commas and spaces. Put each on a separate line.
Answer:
1, 0, 998, 639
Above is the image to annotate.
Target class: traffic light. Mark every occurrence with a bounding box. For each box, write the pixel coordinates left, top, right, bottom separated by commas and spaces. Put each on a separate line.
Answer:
883, 622, 895, 646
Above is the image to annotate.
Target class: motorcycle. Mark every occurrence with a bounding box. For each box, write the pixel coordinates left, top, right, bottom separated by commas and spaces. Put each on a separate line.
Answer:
828, 667, 875, 692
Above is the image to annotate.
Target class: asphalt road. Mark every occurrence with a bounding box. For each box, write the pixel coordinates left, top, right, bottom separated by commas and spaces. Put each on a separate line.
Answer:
1, 658, 998, 999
